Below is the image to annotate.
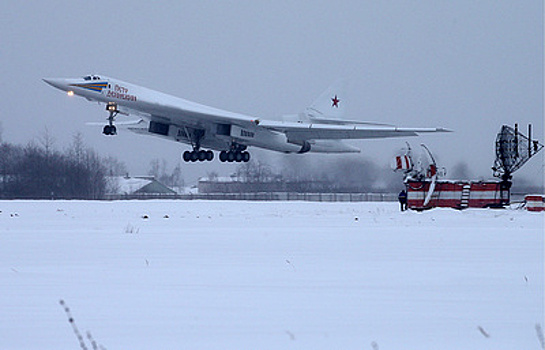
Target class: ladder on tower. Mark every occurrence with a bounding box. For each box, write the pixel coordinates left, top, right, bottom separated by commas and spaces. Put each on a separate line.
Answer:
460, 184, 471, 208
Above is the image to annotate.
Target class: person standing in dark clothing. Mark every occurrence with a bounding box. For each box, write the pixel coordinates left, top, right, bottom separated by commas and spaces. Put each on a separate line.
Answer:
398, 189, 408, 211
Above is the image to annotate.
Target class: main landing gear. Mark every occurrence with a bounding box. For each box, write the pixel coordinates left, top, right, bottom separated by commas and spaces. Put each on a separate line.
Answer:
181, 150, 250, 163
103, 102, 118, 136
181, 142, 251, 163
182, 150, 214, 162
219, 143, 250, 163
219, 150, 250, 163
181, 149, 251, 163
181, 128, 215, 162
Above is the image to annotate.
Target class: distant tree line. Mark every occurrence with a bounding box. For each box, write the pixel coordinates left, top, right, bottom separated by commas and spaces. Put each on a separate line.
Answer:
233, 156, 405, 193
0, 131, 126, 199
232, 156, 543, 194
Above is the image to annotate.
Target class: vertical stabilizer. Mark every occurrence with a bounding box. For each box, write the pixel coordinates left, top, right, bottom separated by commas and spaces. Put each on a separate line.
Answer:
303, 80, 346, 121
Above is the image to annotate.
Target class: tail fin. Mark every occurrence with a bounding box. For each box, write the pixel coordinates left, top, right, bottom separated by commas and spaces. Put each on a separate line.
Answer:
303, 80, 345, 121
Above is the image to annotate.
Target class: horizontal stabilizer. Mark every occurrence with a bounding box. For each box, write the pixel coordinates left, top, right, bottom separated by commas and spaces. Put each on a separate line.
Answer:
307, 117, 394, 127
86, 119, 145, 127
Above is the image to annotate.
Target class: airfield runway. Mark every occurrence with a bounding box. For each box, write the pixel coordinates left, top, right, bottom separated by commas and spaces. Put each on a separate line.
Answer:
0, 200, 543, 349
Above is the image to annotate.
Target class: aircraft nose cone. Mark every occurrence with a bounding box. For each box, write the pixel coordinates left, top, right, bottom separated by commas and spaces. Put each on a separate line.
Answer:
42, 78, 69, 91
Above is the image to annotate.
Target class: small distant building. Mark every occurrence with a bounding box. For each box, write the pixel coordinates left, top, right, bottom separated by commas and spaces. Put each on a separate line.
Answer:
197, 176, 330, 194
106, 176, 176, 196
198, 176, 281, 193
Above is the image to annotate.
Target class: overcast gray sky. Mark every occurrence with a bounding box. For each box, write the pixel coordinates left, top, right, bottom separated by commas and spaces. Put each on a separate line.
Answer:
1, 1, 543, 185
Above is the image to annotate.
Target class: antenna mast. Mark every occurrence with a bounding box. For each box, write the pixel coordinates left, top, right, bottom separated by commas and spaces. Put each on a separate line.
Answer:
492, 124, 543, 182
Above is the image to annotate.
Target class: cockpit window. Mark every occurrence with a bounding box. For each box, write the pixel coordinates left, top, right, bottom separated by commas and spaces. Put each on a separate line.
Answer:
83, 75, 102, 81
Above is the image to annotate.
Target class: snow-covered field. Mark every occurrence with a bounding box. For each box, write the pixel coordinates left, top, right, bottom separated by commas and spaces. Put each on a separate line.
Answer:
0, 200, 543, 349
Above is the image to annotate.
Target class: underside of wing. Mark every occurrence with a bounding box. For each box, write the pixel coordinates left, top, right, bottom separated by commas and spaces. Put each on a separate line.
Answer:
131, 92, 259, 130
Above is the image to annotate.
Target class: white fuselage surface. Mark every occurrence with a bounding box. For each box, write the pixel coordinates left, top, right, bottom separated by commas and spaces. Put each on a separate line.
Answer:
44, 75, 450, 163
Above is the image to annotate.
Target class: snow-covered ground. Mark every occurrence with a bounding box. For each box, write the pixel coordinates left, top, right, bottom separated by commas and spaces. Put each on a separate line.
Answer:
0, 200, 543, 349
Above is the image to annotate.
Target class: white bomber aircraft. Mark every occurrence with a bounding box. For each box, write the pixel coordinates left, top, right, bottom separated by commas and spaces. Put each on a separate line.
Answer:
43, 75, 450, 163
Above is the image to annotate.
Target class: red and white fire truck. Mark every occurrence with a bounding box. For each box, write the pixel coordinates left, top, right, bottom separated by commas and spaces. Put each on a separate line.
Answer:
393, 125, 542, 210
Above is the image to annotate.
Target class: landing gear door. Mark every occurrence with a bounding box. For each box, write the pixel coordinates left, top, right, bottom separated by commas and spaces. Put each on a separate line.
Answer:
148, 122, 189, 142
231, 125, 256, 141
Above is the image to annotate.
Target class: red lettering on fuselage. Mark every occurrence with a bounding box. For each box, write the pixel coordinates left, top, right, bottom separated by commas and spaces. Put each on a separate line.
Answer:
114, 84, 128, 94
107, 84, 137, 101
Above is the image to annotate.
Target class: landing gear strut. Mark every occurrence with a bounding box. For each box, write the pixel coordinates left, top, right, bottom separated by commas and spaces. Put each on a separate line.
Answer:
103, 102, 118, 136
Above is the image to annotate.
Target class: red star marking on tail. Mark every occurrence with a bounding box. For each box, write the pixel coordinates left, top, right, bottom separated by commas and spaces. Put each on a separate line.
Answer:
331, 95, 340, 108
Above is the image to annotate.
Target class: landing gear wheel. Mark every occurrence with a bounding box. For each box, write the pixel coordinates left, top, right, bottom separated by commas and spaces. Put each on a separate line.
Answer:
183, 151, 191, 162
102, 125, 117, 135
190, 151, 199, 162
227, 151, 235, 162
242, 152, 250, 162
235, 152, 243, 162
219, 151, 227, 162
206, 150, 214, 161
197, 150, 207, 161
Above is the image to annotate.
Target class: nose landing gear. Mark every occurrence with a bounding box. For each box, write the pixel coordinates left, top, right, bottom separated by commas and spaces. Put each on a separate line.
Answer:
103, 124, 117, 135
103, 102, 118, 136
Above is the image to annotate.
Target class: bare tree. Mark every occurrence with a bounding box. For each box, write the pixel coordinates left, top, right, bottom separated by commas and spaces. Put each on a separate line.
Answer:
236, 159, 273, 182
0, 142, 22, 197
38, 127, 56, 160
103, 156, 128, 177
168, 162, 184, 187
0, 131, 120, 199
147, 158, 184, 187
148, 158, 167, 179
